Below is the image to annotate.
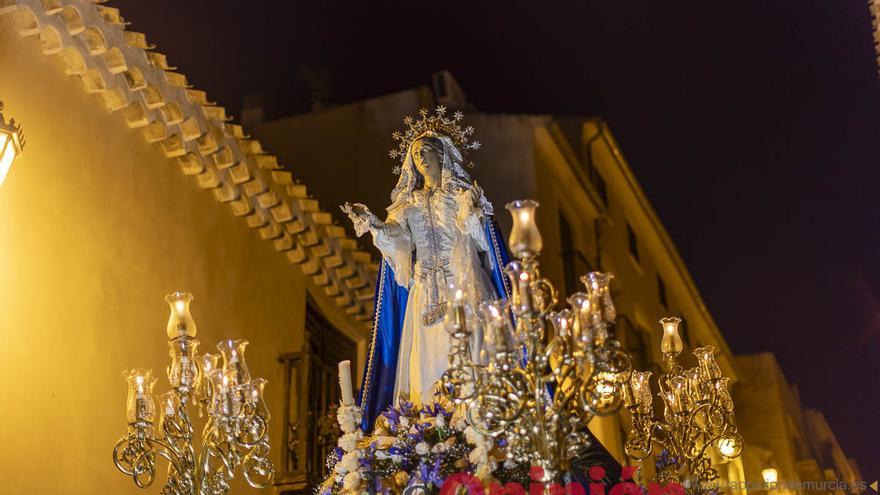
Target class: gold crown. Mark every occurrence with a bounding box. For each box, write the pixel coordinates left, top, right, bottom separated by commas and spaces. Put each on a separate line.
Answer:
389, 106, 480, 173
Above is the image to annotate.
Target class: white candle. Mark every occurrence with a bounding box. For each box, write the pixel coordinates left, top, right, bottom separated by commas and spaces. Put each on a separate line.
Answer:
338, 360, 354, 406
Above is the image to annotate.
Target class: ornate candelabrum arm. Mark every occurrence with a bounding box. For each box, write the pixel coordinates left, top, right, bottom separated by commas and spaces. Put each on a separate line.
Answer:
113, 293, 274, 495
440, 200, 632, 483
624, 318, 743, 488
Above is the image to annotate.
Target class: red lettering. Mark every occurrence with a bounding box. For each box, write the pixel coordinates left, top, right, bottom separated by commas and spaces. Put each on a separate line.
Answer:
440, 473, 485, 495
648, 482, 686, 495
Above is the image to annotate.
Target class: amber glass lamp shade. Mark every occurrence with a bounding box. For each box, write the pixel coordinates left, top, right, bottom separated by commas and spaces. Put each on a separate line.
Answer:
166, 291, 197, 340
659, 317, 684, 358
506, 200, 542, 258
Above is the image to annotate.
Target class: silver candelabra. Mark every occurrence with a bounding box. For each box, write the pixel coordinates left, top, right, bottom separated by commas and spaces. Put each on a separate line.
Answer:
112, 292, 274, 495
623, 317, 743, 489
441, 200, 632, 481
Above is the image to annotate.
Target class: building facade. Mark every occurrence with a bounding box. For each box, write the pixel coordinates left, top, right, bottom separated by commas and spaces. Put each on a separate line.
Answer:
734, 353, 863, 495
0, 2, 375, 493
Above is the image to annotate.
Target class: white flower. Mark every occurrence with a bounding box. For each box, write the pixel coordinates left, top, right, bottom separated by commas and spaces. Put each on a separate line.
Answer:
431, 442, 449, 454
468, 446, 488, 466
475, 458, 497, 479
337, 451, 360, 474
337, 432, 358, 452
504, 459, 516, 469
336, 405, 363, 434
342, 471, 362, 491
434, 415, 446, 428
415, 442, 430, 456
399, 416, 410, 429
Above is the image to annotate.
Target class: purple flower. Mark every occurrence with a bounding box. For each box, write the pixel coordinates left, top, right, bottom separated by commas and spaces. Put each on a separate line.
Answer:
421, 403, 449, 418
418, 457, 444, 487
399, 400, 416, 417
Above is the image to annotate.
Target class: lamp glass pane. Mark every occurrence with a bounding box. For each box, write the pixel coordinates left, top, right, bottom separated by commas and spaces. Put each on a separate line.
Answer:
0, 133, 15, 186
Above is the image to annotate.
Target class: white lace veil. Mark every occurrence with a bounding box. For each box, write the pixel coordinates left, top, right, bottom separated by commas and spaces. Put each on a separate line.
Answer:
388, 132, 476, 212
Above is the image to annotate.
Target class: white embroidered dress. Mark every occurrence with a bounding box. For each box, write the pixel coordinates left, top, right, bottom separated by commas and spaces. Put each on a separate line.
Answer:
345, 133, 499, 406
367, 181, 495, 405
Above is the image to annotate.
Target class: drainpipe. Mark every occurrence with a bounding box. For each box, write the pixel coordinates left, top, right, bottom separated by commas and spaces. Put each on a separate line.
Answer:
584, 120, 606, 270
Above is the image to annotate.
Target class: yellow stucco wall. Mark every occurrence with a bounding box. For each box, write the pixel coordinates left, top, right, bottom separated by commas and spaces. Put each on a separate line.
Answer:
0, 17, 362, 493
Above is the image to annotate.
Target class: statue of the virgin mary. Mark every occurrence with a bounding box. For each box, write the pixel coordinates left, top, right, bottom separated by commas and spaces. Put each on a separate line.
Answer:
342, 108, 510, 431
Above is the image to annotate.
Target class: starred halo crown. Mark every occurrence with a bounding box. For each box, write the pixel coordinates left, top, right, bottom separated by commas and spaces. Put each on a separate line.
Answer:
388, 106, 480, 173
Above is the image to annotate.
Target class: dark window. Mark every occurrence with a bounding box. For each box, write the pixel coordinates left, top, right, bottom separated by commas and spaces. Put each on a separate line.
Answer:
657, 274, 667, 308
279, 299, 357, 489
627, 223, 639, 263
618, 317, 650, 371
679, 317, 690, 347
560, 213, 577, 295
583, 144, 608, 206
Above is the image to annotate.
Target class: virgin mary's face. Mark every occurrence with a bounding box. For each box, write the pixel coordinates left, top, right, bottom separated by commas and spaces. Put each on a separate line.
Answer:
411, 139, 442, 185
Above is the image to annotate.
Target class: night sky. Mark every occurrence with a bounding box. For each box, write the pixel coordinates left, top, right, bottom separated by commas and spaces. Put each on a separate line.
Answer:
111, 0, 879, 476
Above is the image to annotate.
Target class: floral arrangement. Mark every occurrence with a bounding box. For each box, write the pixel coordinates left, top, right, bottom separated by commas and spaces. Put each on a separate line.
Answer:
318, 399, 530, 495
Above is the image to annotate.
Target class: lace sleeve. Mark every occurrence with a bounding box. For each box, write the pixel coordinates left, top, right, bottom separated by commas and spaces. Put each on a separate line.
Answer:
455, 185, 491, 253
371, 205, 413, 287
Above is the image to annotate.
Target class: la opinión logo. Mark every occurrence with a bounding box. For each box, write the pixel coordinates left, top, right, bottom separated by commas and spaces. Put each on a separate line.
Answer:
403, 466, 686, 495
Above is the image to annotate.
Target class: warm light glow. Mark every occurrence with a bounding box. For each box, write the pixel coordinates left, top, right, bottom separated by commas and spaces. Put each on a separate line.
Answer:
659, 316, 683, 357
505, 199, 543, 257
717, 438, 736, 457
715, 434, 742, 459
165, 291, 197, 339
0, 132, 16, 187
762, 468, 778, 485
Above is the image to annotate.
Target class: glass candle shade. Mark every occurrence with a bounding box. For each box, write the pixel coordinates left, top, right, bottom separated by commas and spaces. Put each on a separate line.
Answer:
684, 367, 704, 403
659, 317, 684, 358
217, 339, 252, 385
506, 200, 542, 258
165, 292, 197, 340
630, 370, 653, 415
694, 345, 722, 381
158, 390, 181, 429
669, 375, 691, 412
713, 377, 734, 412
548, 308, 573, 341
167, 338, 200, 390
197, 353, 220, 402
567, 292, 593, 349
444, 283, 468, 334
210, 369, 242, 419
662, 389, 681, 417
582, 272, 615, 323
504, 260, 532, 314
125, 368, 157, 423
249, 378, 270, 420
480, 300, 517, 354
